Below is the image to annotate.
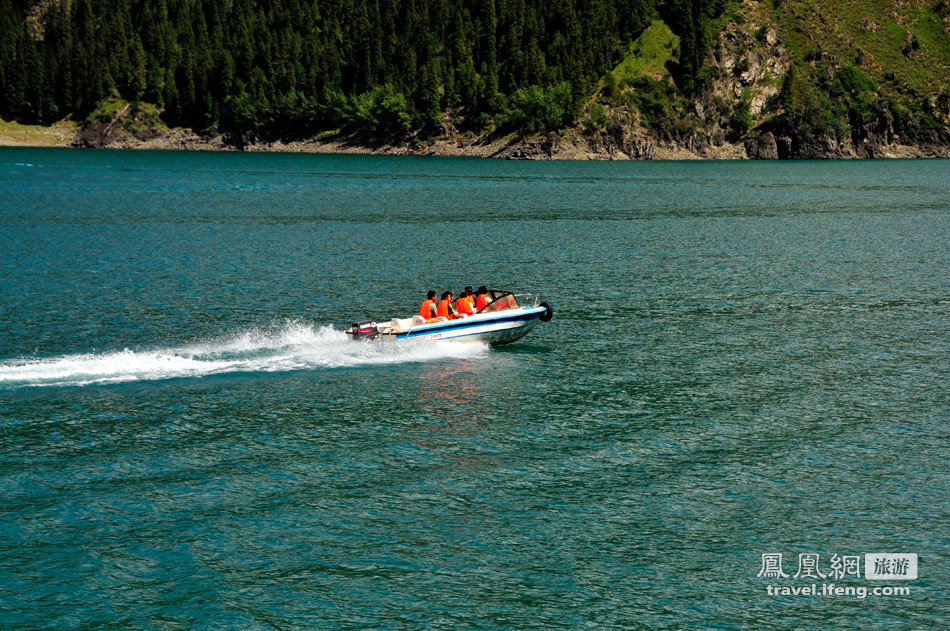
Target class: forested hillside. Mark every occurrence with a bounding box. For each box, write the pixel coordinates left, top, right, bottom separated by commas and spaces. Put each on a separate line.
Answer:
1, 0, 948, 158
1, 0, 693, 136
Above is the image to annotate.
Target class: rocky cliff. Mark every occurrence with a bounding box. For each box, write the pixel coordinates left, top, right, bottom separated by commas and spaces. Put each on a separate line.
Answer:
525, 0, 950, 160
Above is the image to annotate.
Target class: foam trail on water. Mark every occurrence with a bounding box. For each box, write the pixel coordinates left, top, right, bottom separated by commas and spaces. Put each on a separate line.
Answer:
0, 321, 487, 388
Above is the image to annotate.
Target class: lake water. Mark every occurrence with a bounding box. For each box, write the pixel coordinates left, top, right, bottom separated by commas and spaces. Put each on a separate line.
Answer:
0, 148, 947, 629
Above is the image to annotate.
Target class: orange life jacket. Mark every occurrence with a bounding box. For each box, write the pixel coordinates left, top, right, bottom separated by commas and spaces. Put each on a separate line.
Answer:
476, 294, 490, 311
419, 299, 435, 319
456, 296, 474, 315
437, 298, 452, 318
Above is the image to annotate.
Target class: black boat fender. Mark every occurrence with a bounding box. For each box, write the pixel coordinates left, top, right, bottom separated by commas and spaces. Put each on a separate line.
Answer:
539, 301, 554, 322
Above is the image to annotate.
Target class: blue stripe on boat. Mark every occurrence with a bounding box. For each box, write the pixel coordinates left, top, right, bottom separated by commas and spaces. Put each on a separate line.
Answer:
395, 307, 545, 339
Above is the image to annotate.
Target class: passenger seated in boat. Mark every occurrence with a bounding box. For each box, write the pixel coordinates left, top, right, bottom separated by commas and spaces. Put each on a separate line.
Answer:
437, 291, 459, 319
475, 286, 491, 311
419, 290, 438, 321
455, 287, 475, 316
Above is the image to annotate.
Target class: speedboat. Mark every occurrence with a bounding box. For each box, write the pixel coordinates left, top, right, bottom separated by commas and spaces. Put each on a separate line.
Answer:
346, 290, 553, 345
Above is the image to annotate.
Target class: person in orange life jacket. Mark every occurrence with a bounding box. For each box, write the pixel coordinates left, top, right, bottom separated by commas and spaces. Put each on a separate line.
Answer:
475, 285, 491, 311
455, 297, 475, 316
455, 286, 475, 315
437, 291, 459, 319
419, 290, 438, 320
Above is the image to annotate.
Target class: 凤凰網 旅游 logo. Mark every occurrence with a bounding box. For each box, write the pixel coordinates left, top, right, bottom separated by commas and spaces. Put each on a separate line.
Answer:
756, 553, 918, 599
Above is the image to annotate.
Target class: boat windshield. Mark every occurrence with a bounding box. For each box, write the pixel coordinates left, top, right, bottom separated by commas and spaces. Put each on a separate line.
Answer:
476, 290, 519, 314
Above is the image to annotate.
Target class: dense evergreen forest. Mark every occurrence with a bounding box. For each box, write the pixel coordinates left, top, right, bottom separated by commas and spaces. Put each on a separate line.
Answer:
0, 0, 722, 138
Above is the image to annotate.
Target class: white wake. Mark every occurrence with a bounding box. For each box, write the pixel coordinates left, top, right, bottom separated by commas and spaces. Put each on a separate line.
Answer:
0, 321, 487, 388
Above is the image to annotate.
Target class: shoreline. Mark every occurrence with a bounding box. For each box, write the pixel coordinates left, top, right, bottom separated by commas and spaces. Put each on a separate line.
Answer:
2, 120, 948, 160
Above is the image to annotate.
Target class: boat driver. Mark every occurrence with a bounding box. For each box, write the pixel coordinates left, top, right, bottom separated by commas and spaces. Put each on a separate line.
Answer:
475, 286, 491, 311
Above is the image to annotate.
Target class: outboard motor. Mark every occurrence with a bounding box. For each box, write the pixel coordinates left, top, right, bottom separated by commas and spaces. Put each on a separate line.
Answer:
348, 320, 380, 340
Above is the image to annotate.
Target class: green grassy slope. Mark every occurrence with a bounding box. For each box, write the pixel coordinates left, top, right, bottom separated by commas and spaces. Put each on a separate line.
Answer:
611, 19, 680, 86
776, 0, 950, 98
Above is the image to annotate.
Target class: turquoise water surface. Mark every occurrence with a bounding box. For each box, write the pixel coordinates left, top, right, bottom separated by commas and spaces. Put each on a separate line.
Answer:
1, 149, 947, 629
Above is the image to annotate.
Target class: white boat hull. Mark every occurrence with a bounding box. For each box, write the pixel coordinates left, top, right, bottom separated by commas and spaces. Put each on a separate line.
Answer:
387, 306, 547, 345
